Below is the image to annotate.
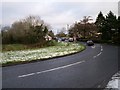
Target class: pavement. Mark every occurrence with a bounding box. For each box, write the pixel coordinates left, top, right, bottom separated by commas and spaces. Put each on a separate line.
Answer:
106, 71, 120, 89
2, 43, 119, 88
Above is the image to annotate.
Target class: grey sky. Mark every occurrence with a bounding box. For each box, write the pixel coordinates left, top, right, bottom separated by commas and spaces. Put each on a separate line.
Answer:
1, 0, 119, 34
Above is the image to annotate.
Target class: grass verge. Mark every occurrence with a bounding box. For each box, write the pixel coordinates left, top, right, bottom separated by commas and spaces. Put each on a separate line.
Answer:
1, 42, 85, 67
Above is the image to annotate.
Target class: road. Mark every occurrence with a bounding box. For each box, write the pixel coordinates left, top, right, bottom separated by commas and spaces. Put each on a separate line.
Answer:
2, 43, 118, 88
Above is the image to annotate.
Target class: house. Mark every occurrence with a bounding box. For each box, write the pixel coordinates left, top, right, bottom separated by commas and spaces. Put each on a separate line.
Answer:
45, 35, 52, 41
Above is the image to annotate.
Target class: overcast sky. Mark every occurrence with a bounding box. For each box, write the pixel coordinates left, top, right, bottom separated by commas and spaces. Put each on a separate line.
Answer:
1, 0, 119, 34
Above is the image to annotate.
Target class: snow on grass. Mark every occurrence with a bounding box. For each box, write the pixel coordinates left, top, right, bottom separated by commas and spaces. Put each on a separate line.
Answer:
1, 42, 85, 64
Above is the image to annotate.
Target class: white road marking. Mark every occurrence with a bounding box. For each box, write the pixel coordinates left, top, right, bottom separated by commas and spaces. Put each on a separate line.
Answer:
93, 56, 97, 58
101, 46, 103, 51
19, 45, 104, 78
18, 73, 35, 78
97, 85, 101, 88
97, 52, 102, 57
18, 60, 85, 78
91, 45, 95, 49
93, 45, 103, 58
93, 51, 102, 58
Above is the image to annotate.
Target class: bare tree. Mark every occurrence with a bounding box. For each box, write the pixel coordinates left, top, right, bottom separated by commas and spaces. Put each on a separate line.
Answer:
2, 15, 51, 45
68, 16, 99, 40
80, 16, 93, 39
23, 16, 44, 26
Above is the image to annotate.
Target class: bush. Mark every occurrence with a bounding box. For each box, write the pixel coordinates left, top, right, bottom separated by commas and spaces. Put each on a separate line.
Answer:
2, 44, 28, 51
46, 40, 58, 46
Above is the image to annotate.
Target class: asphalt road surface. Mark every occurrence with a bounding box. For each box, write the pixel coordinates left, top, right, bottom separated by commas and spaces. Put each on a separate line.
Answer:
2, 43, 118, 88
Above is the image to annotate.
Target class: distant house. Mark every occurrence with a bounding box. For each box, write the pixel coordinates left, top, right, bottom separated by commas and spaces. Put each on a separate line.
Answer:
45, 34, 52, 41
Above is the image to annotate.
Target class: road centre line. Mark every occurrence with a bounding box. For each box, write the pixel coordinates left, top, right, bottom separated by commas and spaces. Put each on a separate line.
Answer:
97, 85, 101, 88
93, 56, 97, 58
93, 51, 102, 58
101, 48, 103, 51
18, 60, 85, 78
18, 73, 35, 78
91, 45, 95, 49
19, 45, 103, 78
93, 45, 103, 58
96, 52, 102, 57
101, 45, 103, 51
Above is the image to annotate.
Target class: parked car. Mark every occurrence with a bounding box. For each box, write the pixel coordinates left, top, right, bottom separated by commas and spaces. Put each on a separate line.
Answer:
61, 37, 66, 41
69, 38, 74, 42
86, 40, 94, 46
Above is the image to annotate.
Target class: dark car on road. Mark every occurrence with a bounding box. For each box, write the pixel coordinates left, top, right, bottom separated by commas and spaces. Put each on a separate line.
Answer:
87, 40, 94, 46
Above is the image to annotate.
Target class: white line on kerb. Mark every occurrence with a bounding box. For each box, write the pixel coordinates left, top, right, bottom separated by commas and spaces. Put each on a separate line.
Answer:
18, 60, 85, 78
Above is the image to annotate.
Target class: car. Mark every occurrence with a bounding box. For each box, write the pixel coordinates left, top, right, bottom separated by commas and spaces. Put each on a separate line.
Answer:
69, 38, 74, 42
86, 40, 94, 46
61, 37, 66, 41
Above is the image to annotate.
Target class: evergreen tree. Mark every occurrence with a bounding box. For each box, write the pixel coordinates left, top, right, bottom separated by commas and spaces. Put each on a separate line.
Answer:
105, 11, 117, 40
95, 11, 105, 30
95, 11, 106, 40
113, 16, 120, 44
118, 16, 120, 34
118, 16, 120, 44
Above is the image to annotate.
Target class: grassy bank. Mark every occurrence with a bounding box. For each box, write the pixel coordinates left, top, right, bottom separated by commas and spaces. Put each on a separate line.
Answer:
2, 44, 28, 51
2, 42, 85, 66
2, 40, 58, 51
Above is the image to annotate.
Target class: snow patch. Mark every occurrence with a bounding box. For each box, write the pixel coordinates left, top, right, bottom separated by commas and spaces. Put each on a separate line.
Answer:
106, 71, 120, 89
